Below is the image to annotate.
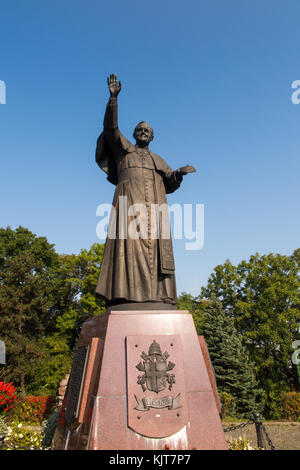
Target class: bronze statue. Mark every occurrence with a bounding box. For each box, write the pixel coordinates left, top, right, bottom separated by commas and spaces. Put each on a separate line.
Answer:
95, 74, 195, 308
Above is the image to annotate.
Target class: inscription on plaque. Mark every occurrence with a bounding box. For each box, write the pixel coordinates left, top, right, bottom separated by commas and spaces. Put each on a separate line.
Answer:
65, 345, 89, 424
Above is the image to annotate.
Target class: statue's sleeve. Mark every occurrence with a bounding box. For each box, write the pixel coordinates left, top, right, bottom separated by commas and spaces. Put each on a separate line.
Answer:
96, 97, 132, 184
103, 97, 118, 128
162, 164, 183, 194
151, 152, 183, 194
103, 96, 121, 151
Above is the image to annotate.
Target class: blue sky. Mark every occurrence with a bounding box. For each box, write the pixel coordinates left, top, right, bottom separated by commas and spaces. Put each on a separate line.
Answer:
1, 0, 299, 296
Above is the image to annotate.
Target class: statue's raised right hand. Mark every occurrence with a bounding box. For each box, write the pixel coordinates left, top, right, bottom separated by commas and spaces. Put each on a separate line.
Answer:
107, 74, 122, 97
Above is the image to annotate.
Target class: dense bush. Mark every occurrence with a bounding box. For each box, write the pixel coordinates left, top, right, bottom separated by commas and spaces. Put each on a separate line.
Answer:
220, 391, 234, 419
281, 392, 300, 421
0, 414, 8, 435
42, 410, 60, 447
260, 386, 291, 421
0, 389, 56, 449
9, 396, 56, 425
2, 421, 47, 450
0, 381, 17, 414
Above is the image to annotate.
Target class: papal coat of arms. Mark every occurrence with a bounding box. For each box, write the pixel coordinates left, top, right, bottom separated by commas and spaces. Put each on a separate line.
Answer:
126, 335, 188, 438
136, 340, 176, 394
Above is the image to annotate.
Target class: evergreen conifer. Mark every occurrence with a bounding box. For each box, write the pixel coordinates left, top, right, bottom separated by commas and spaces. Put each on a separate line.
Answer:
203, 297, 263, 418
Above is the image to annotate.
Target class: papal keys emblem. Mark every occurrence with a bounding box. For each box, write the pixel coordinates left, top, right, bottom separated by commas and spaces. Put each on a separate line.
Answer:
136, 340, 176, 394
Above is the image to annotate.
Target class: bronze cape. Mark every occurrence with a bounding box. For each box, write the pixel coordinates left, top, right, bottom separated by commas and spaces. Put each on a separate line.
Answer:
95, 97, 182, 304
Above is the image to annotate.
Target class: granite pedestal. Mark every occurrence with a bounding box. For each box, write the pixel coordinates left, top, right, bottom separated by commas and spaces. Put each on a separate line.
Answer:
53, 309, 227, 450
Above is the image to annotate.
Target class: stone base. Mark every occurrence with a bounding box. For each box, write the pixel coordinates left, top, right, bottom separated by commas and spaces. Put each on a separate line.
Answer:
53, 310, 227, 450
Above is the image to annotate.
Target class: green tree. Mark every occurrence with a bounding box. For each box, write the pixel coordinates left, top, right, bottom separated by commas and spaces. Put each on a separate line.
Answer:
56, 243, 106, 346
28, 243, 106, 393
201, 250, 300, 417
25, 336, 72, 395
0, 226, 105, 395
176, 292, 205, 334
0, 226, 61, 394
202, 298, 263, 418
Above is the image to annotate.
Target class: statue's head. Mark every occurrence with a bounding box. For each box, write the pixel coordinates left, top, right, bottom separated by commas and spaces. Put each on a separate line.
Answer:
133, 121, 154, 147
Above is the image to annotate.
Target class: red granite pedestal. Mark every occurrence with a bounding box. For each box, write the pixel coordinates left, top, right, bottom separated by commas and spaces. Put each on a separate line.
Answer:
53, 310, 228, 450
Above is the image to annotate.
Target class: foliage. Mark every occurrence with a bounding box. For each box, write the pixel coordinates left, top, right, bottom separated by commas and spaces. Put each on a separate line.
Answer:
56, 243, 106, 347
219, 391, 234, 419
0, 227, 62, 394
0, 414, 8, 435
202, 297, 263, 418
0, 381, 16, 414
201, 250, 300, 418
0, 226, 105, 396
9, 396, 56, 425
260, 387, 287, 420
227, 436, 259, 450
2, 421, 47, 450
176, 292, 205, 334
42, 409, 60, 447
26, 336, 72, 395
281, 392, 300, 421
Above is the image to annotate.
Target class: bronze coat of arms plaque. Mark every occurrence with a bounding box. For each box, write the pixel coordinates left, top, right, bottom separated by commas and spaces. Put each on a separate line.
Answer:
126, 335, 188, 438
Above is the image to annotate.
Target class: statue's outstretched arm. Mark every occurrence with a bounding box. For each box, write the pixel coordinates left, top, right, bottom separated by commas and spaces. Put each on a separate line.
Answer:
163, 165, 196, 194
103, 74, 121, 132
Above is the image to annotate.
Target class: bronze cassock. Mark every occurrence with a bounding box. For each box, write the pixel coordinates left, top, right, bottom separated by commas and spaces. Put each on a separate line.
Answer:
95, 74, 195, 306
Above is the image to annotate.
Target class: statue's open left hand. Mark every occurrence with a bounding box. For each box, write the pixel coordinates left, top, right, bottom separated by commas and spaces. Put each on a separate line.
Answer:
107, 74, 122, 97
178, 165, 196, 175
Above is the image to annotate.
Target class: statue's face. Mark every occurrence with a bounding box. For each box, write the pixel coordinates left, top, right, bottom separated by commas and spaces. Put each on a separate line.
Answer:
133, 122, 153, 147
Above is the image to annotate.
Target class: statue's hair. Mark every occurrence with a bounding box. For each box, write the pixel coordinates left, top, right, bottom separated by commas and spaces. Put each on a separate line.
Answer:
133, 121, 154, 140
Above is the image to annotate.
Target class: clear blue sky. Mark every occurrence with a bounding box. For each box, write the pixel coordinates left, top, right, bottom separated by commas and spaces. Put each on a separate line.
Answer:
1, 0, 299, 296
